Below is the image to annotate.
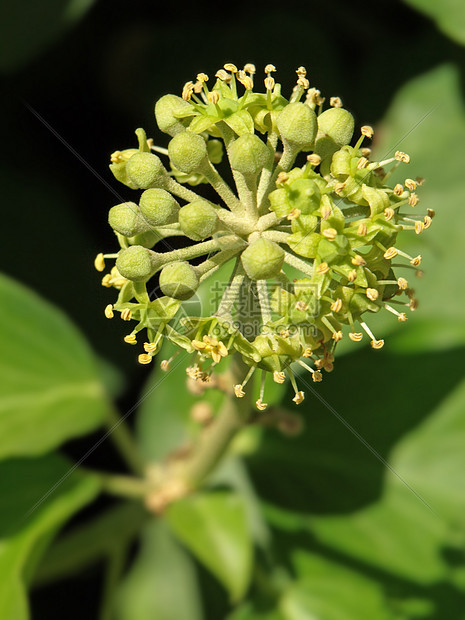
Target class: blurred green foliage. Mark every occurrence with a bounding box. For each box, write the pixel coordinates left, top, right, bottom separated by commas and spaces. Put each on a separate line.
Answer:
2, 0, 465, 618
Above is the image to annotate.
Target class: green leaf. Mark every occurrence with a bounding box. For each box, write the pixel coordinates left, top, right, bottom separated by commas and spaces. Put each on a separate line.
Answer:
166, 491, 253, 601
0, 454, 100, 619
402, 0, 465, 45
0, 0, 95, 73
373, 64, 465, 350
0, 273, 108, 459
115, 519, 203, 620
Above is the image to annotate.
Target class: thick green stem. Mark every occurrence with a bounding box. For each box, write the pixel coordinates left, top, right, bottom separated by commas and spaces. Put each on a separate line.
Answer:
284, 250, 315, 279
105, 407, 145, 475
180, 354, 253, 489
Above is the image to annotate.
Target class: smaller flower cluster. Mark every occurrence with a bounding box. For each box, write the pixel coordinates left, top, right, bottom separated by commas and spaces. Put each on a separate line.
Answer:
95, 63, 433, 409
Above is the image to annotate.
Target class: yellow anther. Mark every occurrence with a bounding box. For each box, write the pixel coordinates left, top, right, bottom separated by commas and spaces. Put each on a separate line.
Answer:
384, 208, 395, 221
297, 77, 309, 89
408, 193, 419, 207
160, 360, 170, 371
234, 384, 245, 398
357, 223, 368, 236
237, 71, 253, 90
124, 334, 137, 345
348, 270, 357, 282
287, 208, 301, 220
330, 96, 343, 108
264, 76, 275, 90
280, 329, 290, 339
322, 227, 337, 241
361, 125, 374, 138
349, 332, 363, 342
295, 301, 308, 312
331, 298, 343, 313
324, 361, 334, 372
371, 339, 384, 350
356, 156, 369, 169
366, 288, 379, 301
101, 274, 112, 288
320, 204, 332, 220
410, 255, 422, 266
256, 398, 268, 411
384, 247, 398, 260
276, 171, 289, 184
104, 304, 114, 319
316, 262, 330, 275
303, 347, 313, 358
292, 391, 305, 404
120, 308, 132, 321
393, 183, 404, 196
215, 69, 230, 81
360, 147, 372, 157
414, 221, 425, 235
397, 277, 408, 289
296, 66, 307, 77
182, 81, 194, 101
351, 254, 366, 266
423, 215, 432, 229
110, 150, 123, 163
264, 64, 277, 73
243, 63, 256, 75
144, 342, 159, 353
410, 297, 419, 311
273, 371, 286, 384
312, 371, 323, 382
398, 313, 408, 322
224, 63, 238, 73
207, 90, 220, 104
307, 153, 321, 166
335, 182, 346, 193
196, 72, 209, 83
405, 178, 417, 191
138, 353, 152, 365
427, 208, 435, 219
332, 331, 343, 342
395, 151, 410, 163
193, 81, 203, 93
416, 176, 425, 186
94, 253, 105, 272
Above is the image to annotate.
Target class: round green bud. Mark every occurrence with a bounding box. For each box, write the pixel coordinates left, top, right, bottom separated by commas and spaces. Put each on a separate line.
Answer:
155, 94, 192, 136
116, 245, 154, 282
228, 134, 271, 175
168, 132, 208, 174
241, 238, 285, 280
126, 152, 167, 189
178, 200, 218, 241
276, 102, 317, 151
315, 108, 355, 161
159, 261, 199, 300
108, 202, 150, 237
139, 189, 180, 226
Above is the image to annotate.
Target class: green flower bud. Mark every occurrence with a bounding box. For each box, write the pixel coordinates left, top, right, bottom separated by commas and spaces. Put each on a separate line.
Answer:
116, 245, 155, 282
241, 238, 284, 280
159, 261, 199, 300
155, 94, 192, 136
178, 200, 218, 240
108, 202, 151, 237
277, 102, 317, 152
287, 178, 321, 214
228, 134, 271, 175
315, 108, 354, 161
126, 153, 168, 189
168, 132, 208, 174
109, 149, 138, 188
139, 189, 180, 226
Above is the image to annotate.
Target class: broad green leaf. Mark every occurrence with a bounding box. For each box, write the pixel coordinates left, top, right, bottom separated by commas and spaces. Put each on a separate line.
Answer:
115, 519, 203, 620
403, 0, 465, 45
0, 273, 108, 459
373, 64, 465, 350
0, 454, 100, 619
0, 0, 95, 73
280, 552, 392, 620
166, 491, 253, 601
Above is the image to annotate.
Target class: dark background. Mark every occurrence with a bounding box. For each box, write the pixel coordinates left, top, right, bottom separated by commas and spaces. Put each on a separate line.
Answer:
2, 0, 464, 617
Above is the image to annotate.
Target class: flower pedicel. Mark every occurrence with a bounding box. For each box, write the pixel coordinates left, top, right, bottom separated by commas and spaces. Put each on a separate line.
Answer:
96, 63, 432, 409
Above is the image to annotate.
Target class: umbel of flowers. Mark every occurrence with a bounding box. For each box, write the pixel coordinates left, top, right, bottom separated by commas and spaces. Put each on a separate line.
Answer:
95, 63, 432, 409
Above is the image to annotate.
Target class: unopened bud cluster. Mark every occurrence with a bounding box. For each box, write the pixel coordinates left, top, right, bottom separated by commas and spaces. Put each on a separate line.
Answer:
96, 63, 432, 408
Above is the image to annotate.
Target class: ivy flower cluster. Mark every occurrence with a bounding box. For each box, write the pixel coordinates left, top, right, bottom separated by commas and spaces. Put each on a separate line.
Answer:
95, 63, 432, 409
